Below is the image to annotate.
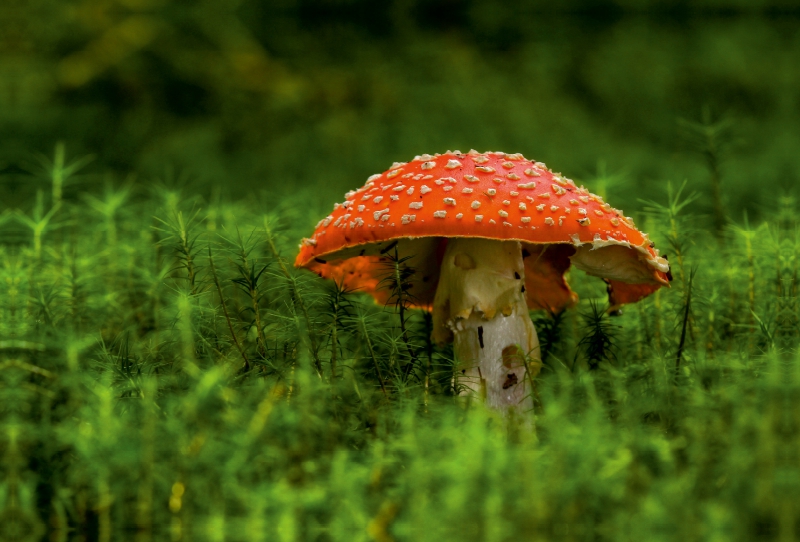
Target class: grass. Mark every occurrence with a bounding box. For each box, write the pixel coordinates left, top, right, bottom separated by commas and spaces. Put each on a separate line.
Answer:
2, 142, 798, 542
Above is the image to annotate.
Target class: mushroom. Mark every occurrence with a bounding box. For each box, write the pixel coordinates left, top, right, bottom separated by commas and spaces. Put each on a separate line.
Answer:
295, 151, 670, 415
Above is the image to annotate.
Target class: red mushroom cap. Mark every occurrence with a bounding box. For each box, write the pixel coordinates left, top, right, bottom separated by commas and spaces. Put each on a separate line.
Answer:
295, 151, 670, 312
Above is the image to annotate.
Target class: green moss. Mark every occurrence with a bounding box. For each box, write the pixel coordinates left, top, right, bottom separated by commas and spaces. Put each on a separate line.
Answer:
2, 150, 797, 540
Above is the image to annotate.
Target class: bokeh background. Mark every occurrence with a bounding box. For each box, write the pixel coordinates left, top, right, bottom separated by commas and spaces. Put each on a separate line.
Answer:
2, 0, 800, 226
4, 4, 800, 539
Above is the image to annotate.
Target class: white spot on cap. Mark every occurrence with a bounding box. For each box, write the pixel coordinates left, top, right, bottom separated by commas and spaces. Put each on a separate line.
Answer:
462, 187, 473, 194
550, 205, 559, 212
443, 186, 453, 192
503, 221, 512, 227
435, 179, 445, 185
506, 173, 520, 180
387, 169, 402, 179
473, 155, 489, 164
535, 204, 545, 211
390, 162, 405, 169
443, 197, 456, 206
440, 177, 457, 184
464, 175, 480, 183
578, 217, 591, 226
539, 193, 550, 199
489, 219, 496, 225
475, 215, 483, 222
471, 201, 481, 209
381, 215, 390, 222
421, 161, 436, 170
401, 214, 416, 225
390, 195, 399, 201
502, 161, 515, 169
594, 209, 604, 217
521, 217, 531, 223
510, 191, 519, 196
487, 189, 496, 196
362, 194, 372, 201
373, 196, 384, 204
476, 166, 495, 173
552, 184, 566, 196
407, 187, 415, 195
373, 209, 390, 221
358, 205, 365, 212
322, 216, 333, 227
502, 200, 511, 206
456, 213, 463, 219
569, 199, 579, 205
302, 238, 317, 246
368, 174, 382, 182
420, 185, 432, 194
445, 159, 462, 169
544, 217, 555, 226
392, 185, 405, 192
524, 168, 541, 177
519, 202, 527, 211
579, 196, 590, 203
518, 182, 536, 189
409, 201, 423, 210
610, 217, 620, 227
578, 208, 587, 216
433, 210, 447, 218
333, 216, 344, 227
498, 210, 509, 218
350, 218, 365, 229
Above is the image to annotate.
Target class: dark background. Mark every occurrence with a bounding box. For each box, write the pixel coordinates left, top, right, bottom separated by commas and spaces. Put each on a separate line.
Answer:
2, 0, 800, 226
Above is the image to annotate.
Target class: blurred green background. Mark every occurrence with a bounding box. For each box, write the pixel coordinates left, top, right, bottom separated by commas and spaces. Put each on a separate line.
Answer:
3, 0, 800, 226
4, 3, 800, 540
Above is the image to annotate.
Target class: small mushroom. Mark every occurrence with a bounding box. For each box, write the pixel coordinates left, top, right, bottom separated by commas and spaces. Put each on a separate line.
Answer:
295, 151, 670, 416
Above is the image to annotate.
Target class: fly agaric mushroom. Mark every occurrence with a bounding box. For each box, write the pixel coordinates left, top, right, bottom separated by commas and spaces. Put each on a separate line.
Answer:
295, 151, 670, 414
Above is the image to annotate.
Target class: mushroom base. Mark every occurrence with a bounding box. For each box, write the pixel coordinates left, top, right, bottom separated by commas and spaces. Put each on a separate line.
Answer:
452, 310, 538, 412
432, 238, 541, 416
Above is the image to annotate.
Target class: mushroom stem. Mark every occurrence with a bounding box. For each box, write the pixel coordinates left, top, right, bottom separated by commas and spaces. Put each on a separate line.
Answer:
432, 238, 541, 415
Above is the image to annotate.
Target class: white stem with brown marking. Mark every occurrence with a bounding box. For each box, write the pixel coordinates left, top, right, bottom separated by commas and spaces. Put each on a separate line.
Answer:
432, 238, 541, 415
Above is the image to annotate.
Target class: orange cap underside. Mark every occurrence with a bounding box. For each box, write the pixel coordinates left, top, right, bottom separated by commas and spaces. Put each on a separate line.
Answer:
296, 151, 668, 312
